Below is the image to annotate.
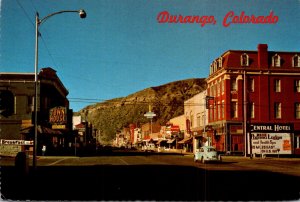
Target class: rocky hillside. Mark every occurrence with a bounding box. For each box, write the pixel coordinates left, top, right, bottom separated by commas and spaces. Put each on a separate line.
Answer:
77, 78, 207, 143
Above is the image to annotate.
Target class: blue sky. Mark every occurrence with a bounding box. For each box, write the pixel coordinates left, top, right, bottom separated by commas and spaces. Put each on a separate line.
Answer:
1, 0, 300, 112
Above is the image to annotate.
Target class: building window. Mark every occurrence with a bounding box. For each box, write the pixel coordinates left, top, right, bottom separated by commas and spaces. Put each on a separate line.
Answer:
190, 112, 194, 128
249, 78, 254, 92
222, 100, 225, 119
231, 79, 237, 91
214, 61, 217, 72
221, 79, 225, 94
218, 57, 223, 68
293, 55, 300, 67
214, 105, 217, 121
196, 113, 201, 127
274, 102, 281, 119
231, 102, 237, 118
14, 96, 17, 114
250, 102, 255, 119
295, 103, 300, 119
274, 79, 281, 92
272, 54, 281, 67
295, 80, 300, 92
217, 102, 221, 119
241, 53, 249, 66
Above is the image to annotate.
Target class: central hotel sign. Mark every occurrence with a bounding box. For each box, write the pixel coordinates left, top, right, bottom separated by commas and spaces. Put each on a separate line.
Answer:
248, 123, 293, 155
250, 123, 293, 133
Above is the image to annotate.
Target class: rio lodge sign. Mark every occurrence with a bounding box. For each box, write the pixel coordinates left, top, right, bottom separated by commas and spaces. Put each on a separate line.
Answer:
49, 106, 67, 129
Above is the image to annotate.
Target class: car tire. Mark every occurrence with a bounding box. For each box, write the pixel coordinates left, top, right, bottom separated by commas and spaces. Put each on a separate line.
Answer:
201, 157, 205, 164
218, 155, 222, 162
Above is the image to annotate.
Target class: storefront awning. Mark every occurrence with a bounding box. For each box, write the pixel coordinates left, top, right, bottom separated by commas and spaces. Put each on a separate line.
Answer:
156, 139, 167, 145
167, 139, 175, 144
178, 137, 193, 144
20, 125, 62, 135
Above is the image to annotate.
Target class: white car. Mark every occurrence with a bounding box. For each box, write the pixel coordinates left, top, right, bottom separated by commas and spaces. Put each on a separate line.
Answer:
194, 146, 222, 163
142, 143, 156, 152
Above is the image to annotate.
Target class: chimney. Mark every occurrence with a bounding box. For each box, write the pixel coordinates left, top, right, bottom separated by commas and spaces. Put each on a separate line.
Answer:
257, 44, 268, 69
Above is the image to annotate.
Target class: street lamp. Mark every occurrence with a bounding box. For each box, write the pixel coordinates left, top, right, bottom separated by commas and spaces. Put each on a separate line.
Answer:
33, 9, 86, 168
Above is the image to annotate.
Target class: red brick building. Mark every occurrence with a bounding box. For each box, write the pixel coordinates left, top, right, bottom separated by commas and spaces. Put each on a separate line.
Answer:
206, 44, 300, 156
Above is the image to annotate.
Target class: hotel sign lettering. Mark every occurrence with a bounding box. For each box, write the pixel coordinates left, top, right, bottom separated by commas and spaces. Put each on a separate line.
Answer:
249, 133, 292, 154
250, 123, 293, 133
248, 123, 293, 155
49, 107, 67, 129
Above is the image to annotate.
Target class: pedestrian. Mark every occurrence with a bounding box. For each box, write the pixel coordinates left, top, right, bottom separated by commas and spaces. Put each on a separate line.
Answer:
42, 145, 46, 156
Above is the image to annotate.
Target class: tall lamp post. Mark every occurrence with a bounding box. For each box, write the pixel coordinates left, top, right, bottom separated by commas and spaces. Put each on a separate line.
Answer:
33, 9, 86, 168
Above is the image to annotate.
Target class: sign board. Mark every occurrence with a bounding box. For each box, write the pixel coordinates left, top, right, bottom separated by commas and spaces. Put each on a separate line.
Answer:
52, 125, 66, 129
0, 145, 21, 157
49, 106, 67, 129
144, 111, 156, 119
250, 123, 293, 133
205, 96, 214, 109
0, 139, 33, 145
248, 133, 292, 154
248, 124, 293, 155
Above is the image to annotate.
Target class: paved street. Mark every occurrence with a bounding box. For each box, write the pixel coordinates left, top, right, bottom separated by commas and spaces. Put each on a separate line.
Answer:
1, 152, 300, 201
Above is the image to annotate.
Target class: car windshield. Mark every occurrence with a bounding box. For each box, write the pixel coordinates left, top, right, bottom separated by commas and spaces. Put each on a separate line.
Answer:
207, 148, 216, 152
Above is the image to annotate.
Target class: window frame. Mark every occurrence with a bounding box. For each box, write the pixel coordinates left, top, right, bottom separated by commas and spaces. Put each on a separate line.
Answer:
272, 54, 281, 67
293, 55, 300, 68
274, 102, 282, 119
274, 79, 281, 93
231, 101, 238, 118
231, 78, 237, 92
241, 53, 249, 66
295, 80, 300, 93
295, 103, 300, 119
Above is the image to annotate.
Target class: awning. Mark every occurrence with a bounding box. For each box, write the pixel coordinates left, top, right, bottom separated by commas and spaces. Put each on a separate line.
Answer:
178, 137, 193, 144
20, 125, 62, 135
156, 139, 167, 145
167, 139, 175, 144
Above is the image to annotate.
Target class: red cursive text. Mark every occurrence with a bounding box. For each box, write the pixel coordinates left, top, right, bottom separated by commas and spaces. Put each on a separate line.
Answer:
223, 11, 278, 27
157, 11, 216, 27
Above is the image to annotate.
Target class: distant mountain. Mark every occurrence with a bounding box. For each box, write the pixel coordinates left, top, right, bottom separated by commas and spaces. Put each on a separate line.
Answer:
77, 78, 207, 143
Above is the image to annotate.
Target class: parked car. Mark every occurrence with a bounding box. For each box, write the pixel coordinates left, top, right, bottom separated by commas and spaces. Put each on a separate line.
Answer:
142, 143, 156, 152
194, 146, 222, 163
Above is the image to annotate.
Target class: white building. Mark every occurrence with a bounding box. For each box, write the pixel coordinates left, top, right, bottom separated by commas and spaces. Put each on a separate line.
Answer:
184, 90, 209, 152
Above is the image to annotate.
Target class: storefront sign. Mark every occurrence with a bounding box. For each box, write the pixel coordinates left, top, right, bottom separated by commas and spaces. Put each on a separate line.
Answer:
250, 123, 293, 133
205, 96, 214, 109
52, 125, 66, 129
248, 133, 292, 154
0, 139, 33, 145
49, 106, 67, 129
